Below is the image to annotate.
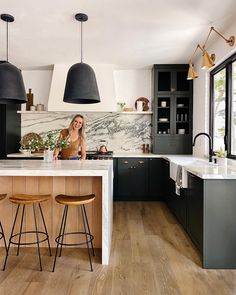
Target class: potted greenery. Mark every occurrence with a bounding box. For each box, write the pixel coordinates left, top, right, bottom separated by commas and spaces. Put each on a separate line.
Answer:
117, 101, 126, 112
20, 138, 43, 155
214, 147, 227, 166
20, 132, 69, 161
42, 132, 69, 162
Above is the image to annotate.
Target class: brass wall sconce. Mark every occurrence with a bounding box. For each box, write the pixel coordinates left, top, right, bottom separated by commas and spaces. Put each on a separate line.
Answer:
187, 27, 235, 80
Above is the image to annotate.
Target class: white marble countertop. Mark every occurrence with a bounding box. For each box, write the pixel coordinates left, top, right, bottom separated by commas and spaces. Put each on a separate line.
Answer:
6, 153, 236, 179
7, 152, 43, 158
113, 152, 236, 180
0, 159, 114, 265
0, 159, 113, 176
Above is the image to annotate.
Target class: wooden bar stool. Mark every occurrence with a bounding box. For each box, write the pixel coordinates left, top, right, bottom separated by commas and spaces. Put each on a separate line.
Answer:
52, 194, 95, 272
3, 194, 52, 271
0, 194, 7, 255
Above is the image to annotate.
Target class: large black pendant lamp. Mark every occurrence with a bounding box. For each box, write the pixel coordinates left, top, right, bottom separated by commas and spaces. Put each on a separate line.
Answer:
0, 14, 26, 104
63, 13, 100, 104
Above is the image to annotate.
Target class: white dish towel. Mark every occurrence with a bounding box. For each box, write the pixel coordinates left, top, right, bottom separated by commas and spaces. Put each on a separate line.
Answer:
175, 165, 182, 196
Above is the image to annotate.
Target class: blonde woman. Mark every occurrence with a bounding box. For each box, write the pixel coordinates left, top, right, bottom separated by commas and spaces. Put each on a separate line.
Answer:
54, 114, 86, 160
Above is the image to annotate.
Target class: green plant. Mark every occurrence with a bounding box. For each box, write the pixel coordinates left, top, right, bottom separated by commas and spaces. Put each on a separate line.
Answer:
214, 147, 227, 158
117, 101, 126, 110
43, 132, 69, 150
20, 138, 43, 151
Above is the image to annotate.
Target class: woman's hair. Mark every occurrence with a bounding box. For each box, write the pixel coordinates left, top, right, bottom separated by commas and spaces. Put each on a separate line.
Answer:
68, 114, 85, 143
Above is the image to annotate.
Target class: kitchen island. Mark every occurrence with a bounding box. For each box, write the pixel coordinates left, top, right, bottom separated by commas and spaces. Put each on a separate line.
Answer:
0, 159, 113, 265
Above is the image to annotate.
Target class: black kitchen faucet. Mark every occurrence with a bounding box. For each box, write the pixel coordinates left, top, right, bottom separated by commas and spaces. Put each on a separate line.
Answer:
192, 132, 213, 162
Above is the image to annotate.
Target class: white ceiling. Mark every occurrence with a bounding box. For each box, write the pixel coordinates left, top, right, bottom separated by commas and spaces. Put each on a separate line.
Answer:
0, 0, 236, 70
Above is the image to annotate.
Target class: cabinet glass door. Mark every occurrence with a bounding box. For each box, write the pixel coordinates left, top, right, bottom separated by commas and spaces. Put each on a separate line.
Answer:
176, 71, 190, 92
176, 96, 190, 135
157, 71, 171, 91
156, 96, 171, 134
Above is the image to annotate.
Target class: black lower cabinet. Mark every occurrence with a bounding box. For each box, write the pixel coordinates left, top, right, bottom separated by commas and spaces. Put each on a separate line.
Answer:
114, 158, 148, 201
163, 167, 187, 230
148, 158, 164, 201
186, 173, 203, 253
114, 157, 164, 201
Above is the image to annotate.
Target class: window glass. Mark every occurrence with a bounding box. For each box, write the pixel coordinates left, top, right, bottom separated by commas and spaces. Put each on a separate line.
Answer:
212, 68, 226, 151
231, 61, 236, 154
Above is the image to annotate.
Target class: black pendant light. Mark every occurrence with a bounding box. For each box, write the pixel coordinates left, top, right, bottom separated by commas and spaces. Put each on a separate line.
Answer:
63, 13, 100, 104
0, 14, 26, 104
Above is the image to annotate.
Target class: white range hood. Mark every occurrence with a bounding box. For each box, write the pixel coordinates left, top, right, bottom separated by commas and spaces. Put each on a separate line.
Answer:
48, 64, 117, 112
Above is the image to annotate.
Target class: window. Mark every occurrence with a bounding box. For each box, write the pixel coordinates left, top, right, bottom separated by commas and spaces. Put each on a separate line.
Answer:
231, 61, 236, 154
210, 53, 236, 158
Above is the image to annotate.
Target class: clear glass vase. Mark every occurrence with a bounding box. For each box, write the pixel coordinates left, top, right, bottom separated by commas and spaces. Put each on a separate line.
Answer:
44, 149, 54, 162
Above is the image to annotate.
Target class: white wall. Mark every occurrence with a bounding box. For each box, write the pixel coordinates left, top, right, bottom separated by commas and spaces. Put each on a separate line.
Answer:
22, 70, 53, 111
192, 22, 236, 158
22, 65, 152, 112
114, 70, 152, 110
48, 64, 117, 112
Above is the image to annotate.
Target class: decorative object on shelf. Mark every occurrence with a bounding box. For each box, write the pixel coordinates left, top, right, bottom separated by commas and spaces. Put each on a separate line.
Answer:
26, 88, 34, 110
136, 101, 143, 112
63, 13, 100, 104
161, 101, 167, 107
123, 107, 133, 112
178, 129, 185, 134
30, 105, 36, 111
177, 103, 184, 107
117, 101, 126, 112
135, 97, 149, 111
159, 118, 168, 122
187, 27, 235, 80
0, 14, 26, 104
36, 104, 44, 111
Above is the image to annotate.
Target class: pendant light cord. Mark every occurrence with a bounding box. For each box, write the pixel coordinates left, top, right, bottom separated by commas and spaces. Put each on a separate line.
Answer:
80, 21, 83, 63
6, 20, 9, 61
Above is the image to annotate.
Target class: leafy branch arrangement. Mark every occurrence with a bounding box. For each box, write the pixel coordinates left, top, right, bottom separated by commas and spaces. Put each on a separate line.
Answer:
214, 147, 227, 158
20, 132, 69, 152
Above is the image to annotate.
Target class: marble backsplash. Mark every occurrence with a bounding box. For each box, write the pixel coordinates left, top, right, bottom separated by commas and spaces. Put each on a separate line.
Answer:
21, 112, 152, 152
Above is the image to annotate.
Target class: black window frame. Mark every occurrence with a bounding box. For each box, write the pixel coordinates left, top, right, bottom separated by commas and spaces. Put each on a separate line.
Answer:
210, 52, 236, 159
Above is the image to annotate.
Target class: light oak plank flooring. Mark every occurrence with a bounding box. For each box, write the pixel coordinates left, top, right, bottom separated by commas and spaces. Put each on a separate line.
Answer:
1, 202, 236, 295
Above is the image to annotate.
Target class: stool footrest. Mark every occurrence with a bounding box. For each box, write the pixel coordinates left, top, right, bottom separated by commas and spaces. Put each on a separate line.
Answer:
55, 231, 94, 247
10, 231, 49, 246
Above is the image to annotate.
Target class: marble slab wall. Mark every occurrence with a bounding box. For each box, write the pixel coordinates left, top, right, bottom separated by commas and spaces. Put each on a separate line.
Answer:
21, 112, 152, 152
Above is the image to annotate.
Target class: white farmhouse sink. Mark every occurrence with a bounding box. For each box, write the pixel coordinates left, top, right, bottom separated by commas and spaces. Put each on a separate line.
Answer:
168, 157, 217, 188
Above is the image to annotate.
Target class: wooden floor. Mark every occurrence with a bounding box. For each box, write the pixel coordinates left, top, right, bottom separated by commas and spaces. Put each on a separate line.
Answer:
0, 202, 236, 295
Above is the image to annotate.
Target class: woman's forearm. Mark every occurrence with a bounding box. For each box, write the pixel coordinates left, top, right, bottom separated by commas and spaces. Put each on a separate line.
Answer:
81, 143, 86, 160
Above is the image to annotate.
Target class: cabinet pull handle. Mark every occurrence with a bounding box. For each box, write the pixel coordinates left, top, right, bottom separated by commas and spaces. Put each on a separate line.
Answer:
123, 161, 129, 164
138, 161, 144, 164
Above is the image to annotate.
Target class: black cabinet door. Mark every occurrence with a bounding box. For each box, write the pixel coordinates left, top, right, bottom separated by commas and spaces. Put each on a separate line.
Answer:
0, 104, 21, 159
176, 188, 187, 230
115, 158, 148, 201
187, 173, 203, 253
148, 158, 164, 201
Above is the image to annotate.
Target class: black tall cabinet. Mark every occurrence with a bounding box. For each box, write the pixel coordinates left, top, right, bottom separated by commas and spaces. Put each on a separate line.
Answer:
152, 64, 193, 154
0, 104, 21, 159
